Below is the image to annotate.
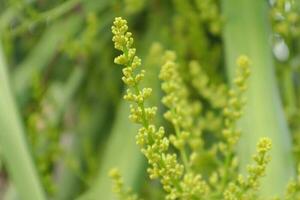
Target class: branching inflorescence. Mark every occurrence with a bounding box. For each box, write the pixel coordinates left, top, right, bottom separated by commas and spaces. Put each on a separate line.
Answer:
110, 17, 275, 200
111, 17, 210, 200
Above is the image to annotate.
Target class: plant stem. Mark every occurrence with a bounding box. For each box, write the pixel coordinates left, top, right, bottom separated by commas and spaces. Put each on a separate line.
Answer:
0, 41, 46, 200
221, 0, 295, 197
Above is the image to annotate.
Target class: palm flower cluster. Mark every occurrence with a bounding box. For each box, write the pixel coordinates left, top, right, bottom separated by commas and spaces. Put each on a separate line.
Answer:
109, 17, 291, 200
112, 16, 210, 200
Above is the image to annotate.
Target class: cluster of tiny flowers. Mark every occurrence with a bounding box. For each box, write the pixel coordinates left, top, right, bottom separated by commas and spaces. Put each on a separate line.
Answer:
284, 164, 300, 200
159, 52, 195, 159
220, 55, 250, 153
112, 17, 214, 200
112, 17, 183, 200
244, 137, 272, 190
188, 61, 227, 164
137, 124, 185, 198
180, 172, 210, 199
189, 60, 227, 109
161, 53, 213, 178
212, 55, 251, 198
111, 17, 279, 200
112, 17, 156, 127
223, 138, 272, 200
194, 0, 222, 35
159, 52, 193, 131
270, 0, 300, 39
109, 168, 140, 200
160, 52, 211, 198
160, 53, 214, 181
